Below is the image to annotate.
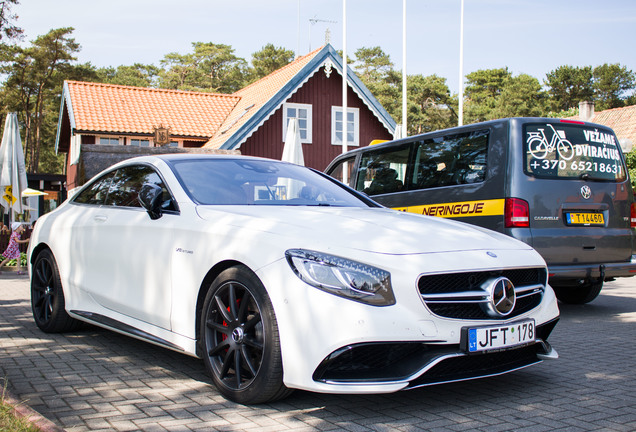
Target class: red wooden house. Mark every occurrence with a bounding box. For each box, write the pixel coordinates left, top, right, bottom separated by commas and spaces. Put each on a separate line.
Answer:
55, 44, 396, 191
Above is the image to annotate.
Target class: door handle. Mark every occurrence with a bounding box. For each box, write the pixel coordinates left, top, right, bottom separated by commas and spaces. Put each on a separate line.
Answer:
94, 215, 108, 223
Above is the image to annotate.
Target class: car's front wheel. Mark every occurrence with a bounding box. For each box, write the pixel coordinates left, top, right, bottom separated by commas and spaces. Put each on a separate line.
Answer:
31, 249, 80, 333
201, 265, 291, 404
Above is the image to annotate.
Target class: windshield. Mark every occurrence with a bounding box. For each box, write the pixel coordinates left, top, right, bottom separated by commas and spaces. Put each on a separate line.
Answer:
523, 122, 626, 182
170, 158, 371, 207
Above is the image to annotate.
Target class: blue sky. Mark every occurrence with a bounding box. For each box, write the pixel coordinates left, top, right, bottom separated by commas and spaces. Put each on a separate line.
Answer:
15, 0, 636, 94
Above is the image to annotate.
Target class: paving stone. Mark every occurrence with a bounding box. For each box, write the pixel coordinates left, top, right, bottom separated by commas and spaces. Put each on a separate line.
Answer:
2, 276, 636, 431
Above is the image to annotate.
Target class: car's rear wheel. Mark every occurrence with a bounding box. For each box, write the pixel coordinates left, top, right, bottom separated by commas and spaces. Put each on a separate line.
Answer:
201, 265, 291, 404
553, 280, 603, 304
31, 249, 80, 333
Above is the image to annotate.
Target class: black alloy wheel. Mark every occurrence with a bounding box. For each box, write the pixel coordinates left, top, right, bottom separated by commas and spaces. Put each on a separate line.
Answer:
201, 266, 290, 404
31, 249, 79, 333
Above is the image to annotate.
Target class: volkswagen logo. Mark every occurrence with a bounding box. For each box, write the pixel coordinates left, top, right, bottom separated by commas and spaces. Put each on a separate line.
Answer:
581, 185, 592, 200
482, 277, 516, 317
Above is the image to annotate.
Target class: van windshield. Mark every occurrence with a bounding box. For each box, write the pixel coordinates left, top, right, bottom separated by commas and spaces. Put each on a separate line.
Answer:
523, 122, 626, 182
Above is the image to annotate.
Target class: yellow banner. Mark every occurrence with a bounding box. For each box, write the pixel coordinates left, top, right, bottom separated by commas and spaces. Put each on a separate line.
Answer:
2, 186, 16, 206
395, 198, 505, 218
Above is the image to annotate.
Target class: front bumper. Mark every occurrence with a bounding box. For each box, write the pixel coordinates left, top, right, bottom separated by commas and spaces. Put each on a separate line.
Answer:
313, 318, 558, 389
257, 248, 561, 394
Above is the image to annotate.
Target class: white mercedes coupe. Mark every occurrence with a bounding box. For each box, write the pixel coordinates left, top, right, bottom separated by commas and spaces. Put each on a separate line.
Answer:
29, 155, 559, 404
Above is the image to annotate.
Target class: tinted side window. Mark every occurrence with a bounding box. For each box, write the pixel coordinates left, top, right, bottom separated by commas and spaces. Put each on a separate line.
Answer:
73, 171, 117, 205
411, 130, 489, 190
105, 165, 176, 210
355, 144, 410, 195
327, 156, 356, 185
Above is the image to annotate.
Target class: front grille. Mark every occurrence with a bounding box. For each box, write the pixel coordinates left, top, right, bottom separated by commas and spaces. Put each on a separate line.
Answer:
312, 343, 438, 382
406, 345, 541, 388
418, 268, 546, 319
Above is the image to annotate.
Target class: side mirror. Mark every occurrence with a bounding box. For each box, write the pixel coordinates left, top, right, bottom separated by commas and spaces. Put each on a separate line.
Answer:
139, 183, 164, 220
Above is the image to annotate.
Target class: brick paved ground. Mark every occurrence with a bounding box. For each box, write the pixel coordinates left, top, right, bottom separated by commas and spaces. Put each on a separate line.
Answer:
1, 274, 635, 431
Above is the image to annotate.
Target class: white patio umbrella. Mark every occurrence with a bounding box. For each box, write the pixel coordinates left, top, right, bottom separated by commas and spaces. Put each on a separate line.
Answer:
281, 118, 305, 166
0, 113, 28, 219
279, 118, 305, 199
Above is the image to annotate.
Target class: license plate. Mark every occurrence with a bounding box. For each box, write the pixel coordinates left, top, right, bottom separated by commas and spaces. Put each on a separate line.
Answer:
465, 319, 535, 353
566, 212, 604, 226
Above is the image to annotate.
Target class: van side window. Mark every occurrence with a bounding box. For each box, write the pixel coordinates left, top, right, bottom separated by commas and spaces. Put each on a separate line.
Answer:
327, 156, 356, 185
356, 144, 410, 195
412, 130, 489, 190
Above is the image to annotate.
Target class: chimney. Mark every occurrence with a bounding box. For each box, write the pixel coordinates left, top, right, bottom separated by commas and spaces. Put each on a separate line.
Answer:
579, 101, 595, 122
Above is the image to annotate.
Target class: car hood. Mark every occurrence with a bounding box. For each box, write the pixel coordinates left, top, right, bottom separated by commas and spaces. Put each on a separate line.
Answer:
196, 206, 531, 255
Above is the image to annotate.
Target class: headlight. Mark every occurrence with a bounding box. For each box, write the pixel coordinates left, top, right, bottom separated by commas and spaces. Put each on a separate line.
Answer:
285, 249, 395, 306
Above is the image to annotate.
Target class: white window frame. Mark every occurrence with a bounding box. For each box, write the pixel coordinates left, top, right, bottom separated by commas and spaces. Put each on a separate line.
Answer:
331, 106, 360, 147
97, 136, 122, 145
282, 102, 312, 144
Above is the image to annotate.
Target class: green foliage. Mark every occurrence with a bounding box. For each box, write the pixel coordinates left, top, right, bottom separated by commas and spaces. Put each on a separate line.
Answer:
97, 63, 160, 87
1, 377, 40, 432
0, 0, 23, 42
545, 63, 635, 112
495, 74, 546, 118
592, 63, 636, 110
0, 252, 27, 266
626, 149, 636, 189
406, 74, 456, 134
544, 65, 593, 111
0, 27, 80, 173
249, 44, 294, 82
353, 46, 393, 83
352, 46, 456, 135
464, 68, 549, 123
158, 42, 248, 93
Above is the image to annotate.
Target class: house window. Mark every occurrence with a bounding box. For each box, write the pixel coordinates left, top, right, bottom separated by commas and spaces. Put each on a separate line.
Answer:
130, 139, 150, 147
283, 103, 312, 143
167, 141, 180, 148
98, 137, 121, 145
331, 106, 360, 146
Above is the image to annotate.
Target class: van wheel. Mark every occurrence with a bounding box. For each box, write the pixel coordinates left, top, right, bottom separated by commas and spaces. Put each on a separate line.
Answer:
553, 281, 603, 304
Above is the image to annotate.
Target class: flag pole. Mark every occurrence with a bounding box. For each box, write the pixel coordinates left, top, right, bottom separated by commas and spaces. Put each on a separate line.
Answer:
458, 0, 465, 126
402, 0, 407, 137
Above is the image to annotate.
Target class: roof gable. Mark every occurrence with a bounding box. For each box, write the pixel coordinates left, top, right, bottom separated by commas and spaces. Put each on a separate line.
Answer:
206, 44, 396, 150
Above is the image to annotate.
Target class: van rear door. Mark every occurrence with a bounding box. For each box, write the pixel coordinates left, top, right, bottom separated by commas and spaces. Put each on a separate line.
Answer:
514, 120, 633, 280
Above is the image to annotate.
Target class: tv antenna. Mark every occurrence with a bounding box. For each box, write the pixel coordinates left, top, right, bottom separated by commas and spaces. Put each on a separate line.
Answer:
309, 16, 337, 52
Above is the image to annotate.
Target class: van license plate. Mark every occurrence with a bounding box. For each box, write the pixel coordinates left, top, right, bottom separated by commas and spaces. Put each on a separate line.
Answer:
466, 319, 535, 353
566, 212, 604, 226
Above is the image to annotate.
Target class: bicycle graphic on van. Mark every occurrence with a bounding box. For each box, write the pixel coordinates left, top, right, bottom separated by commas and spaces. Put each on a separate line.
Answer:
527, 124, 575, 160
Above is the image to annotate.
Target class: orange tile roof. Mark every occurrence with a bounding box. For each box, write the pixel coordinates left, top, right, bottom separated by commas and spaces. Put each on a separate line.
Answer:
571, 104, 636, 146
204, 46, 325, 148
66, 81, 240, 138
